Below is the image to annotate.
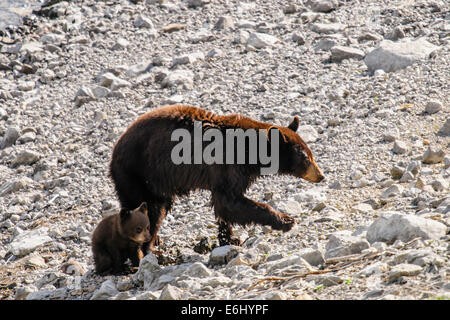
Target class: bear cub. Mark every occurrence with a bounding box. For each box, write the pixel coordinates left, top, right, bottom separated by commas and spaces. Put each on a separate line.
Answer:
92, 202, 150, 275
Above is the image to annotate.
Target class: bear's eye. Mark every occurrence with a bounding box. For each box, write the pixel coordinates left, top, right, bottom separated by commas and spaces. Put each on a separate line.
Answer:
136, 227, 143, 233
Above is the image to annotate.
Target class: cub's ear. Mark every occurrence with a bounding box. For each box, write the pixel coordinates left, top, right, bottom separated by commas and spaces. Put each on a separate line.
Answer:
119, 208, 130, 220
137, 202, 148, 214
287, 116, 300, 132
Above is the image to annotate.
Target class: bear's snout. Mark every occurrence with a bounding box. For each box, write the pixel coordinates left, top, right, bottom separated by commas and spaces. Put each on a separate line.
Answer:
301, 160, 325, 183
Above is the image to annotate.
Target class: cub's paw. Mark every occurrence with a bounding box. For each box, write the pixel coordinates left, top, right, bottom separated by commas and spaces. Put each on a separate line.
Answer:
278, 214, 295, 232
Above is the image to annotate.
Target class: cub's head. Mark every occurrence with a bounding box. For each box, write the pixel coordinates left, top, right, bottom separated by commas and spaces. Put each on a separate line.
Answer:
119, 202, 151, 244
278, 116, 325, 183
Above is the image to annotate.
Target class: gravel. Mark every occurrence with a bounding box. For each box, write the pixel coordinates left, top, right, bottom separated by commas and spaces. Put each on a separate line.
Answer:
0, 0, 448, 301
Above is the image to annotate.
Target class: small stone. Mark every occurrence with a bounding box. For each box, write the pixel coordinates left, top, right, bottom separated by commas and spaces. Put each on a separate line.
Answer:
1, 127, 20, 149
161, 70, 194, 89
17, 131, 36, 144
392, 140, 408, 154
330, 46, 365, 63
425, 99, 442, 114
209, 245, 240, 266
310, 23, 346, 34
390, 165, 405, 179
214, 16, 234, 30
399, 171, 414, 183
307, 0, 338, 13
0, 107, 7, 120
185, 262, 212, 278
325, 231, 370, 259
438, 119, 450, 136
12, 150, 40, 167
388, 263, 422, 283
422, 147, 445, 164
292, 33, 305, 45
246, 33, 280, 49
162, 23, 185, 33
297, 125, 319, 143
134, 15, 154, 29
381, 184, 403, 199
172, 51, 204, 67
431, 176, 448, 192
112, 38, 130, 50
283, 3, 299, 14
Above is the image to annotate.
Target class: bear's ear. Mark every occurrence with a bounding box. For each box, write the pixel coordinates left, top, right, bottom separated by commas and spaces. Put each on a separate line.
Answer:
119, 208, 130, 220
137, 202, 148, 214
287, 116, 300, 132
266, 126, 287, 143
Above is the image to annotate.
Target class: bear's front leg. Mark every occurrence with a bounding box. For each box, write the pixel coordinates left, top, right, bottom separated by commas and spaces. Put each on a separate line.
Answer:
212, 192, 295, 241
218, 220, 242, 246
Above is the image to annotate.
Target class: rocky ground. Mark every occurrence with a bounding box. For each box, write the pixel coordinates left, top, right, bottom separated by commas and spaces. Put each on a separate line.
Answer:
0, 0, 449, 300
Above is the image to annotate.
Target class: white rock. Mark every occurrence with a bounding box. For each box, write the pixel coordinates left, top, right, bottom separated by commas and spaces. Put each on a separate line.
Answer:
310, 23, 346, 34
209, 245, 240, 266
161, 70, 194, 89
366, 211, 447, 244
297, 125, 319, 143
125, 61, 152, 78
185, 262, 211, 278
325, 231, 370, 259
392, 140, 408, 154
246, 33, 280, 49
159, 284, 183, 300
90, 280, 119, 300
8, 227, 52, 257
135, 253, 161, 290
364, 38, 440, 73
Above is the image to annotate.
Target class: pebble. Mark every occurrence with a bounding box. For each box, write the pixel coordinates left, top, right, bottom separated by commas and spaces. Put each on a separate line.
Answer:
422, 147, 445, 164
425, 99, 442, 114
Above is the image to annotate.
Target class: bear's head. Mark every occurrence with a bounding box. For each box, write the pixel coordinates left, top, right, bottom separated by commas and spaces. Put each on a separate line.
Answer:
119, 202, 151, 244
276, 117, 325, 183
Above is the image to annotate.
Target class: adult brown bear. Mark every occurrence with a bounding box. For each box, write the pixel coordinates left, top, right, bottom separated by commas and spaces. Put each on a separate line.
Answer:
109, 105, 324, 251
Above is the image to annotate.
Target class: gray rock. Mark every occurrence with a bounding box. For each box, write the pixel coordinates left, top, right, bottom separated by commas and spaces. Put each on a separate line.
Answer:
0, 178, 30, 197
297, 125, 319, 143
185, 262, 212, 278
214, 16, 234, 30
325, 231, 370, 259
172, 51, 204, 67
306, 0, 338, 13
310, 23, 346, 34
112, 38, 130, 51
91, 280, 119, 300
366, 212, 447, 244
134, 15, 154, 29
125, 61, 152, 78
390, 165, 405, 179
306, 274, 344, 287
331, 46, 365, 62
12, 150, 41, 167
438, 119, 450, 136
422, 147, 445, 164
8, 227, 52, 257
135, 253, 161, 290
159, 284, 183, 300
388, 263, 422, 283
1, 127, 20, 149
364, 38, 440, 73
0, 107, 7, 120
392, 140, 408, 154
380, 184, 403, 199
297, 248, 325, 266
161, 70, 194, 89
17, 131, 36, 144
292, 33, 305, 45
247, 33, 280, 49
425, 99, 442, 114
209, 245, 240, 266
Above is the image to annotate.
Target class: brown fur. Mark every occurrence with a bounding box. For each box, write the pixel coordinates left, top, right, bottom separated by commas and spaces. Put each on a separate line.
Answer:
109, 105, 324, 249
92, 202, 151, 275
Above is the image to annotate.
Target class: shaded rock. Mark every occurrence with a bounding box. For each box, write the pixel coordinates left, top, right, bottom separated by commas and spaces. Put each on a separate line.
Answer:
297, 248, 325, 266
380, 184, 403, 199
12, 150, 40, 167
388, 263, 422, 283
366, 212, 447, 244
306, 0, 338, 13
364, 38, 440, 73
422, 147, 445, 164
134, 15, 154, 29
1, 127, 20, 149
425, 99, 442, 114
159, 284, 183, 300
214, 16, 234, 30
438, 119, 450, 136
